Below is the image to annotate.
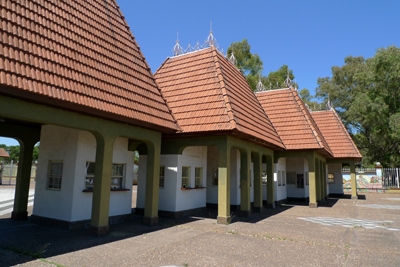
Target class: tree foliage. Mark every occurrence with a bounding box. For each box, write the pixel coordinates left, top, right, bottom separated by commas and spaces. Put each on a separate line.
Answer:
0, 144, 39, 163
316, 45, 400, 166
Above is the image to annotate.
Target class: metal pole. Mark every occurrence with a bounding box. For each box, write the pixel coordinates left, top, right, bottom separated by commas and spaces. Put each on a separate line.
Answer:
397, 168, 399, 188
9, 160, 13, 185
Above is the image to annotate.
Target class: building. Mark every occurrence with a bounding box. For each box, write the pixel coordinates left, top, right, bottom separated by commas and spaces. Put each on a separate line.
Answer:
0, 0, 361, 234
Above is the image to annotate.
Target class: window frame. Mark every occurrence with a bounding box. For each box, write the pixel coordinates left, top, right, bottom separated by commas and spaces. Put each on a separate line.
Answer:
182, 166, 190, 188
47, 160, 63, 191
84, 162, 126, 190
159, 166, 165, 188
195, 167, 202, 188
286, 172, 296, 185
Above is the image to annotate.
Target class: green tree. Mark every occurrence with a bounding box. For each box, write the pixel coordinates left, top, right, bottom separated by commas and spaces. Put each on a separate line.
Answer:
227, 39, 263, 90
0, 144, 40, 163
316, 45, 400, 166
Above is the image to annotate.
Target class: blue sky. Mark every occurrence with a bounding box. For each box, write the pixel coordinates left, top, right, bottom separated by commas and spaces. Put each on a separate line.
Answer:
1, 0, 399, 146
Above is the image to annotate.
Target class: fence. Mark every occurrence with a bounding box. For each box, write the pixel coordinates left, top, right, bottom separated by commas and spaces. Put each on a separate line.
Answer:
0, 161, 37, 185
382, 168, 400, 188
342, 168, 376, 172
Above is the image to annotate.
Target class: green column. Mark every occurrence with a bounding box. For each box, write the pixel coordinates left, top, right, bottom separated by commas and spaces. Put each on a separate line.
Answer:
350, 161, 357, 200
253, 153, 263, 213
266, 156, 275, 208
308, 155, 317, 208
90, 134, 115, 236
323, 162, 328, 200
217, 144, 231, 224
240, 149, 251, 216
315, 159, 322, 203
12, 139, 36, 220
144, 141, 161, 225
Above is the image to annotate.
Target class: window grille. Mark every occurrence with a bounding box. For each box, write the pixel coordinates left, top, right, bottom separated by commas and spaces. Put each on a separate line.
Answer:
47, 160, 63, 190
182, 166, 190, 188
195, 167, 202, 187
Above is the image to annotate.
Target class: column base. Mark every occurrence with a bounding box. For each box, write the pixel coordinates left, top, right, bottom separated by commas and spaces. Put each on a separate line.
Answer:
351, 195, 358, 200
253, 207, 263, 213
11, 211, 28, 221
309, 202, 318, 208
89, 225, 109, 236
266, 203, 276, 209
143, 216, 159, 225
217, 216, 231, 224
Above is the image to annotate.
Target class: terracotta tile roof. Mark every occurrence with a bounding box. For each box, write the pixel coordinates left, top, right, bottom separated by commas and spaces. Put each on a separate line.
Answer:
0, 148, 9, 158
0, 0, 177, 131
154, 47, 284, 149
311, 110, 362, 160
256, 88, 333, 156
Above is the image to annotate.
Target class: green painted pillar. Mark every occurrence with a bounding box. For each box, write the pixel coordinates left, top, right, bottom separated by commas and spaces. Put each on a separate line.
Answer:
253, 153, 263, 213
12, 139, 36, 220
240, 149, 251, 216
217, 144, 231, 224
323, 162, 328, 200
144, 141, 161, 225
266, 156, 275, 208
90, 134, 115, 236
350, 161, 357, 200
315, 159, 322, 203
308, 155, 317, 208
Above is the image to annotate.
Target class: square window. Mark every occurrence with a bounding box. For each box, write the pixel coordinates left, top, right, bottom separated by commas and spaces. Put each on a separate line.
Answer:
195, 167, 202, 187
47, 160, 63, 190
328, 173, 335, 184
85, 162, 125, 190
159, 166, 165, 188
182, 166, 190, 188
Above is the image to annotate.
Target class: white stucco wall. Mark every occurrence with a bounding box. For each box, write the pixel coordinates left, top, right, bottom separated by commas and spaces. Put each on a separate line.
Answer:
33, 125, 134, 222
274, 158, 287, 201
327, 163, 343, 194
138, 146, 207, 212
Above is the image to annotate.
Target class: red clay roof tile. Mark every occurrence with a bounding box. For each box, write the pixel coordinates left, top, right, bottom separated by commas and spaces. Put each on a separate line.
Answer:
311, 110, 362, 160
154, 47, 284, 149
0, 0, 177, 131
256, 88, 333, 156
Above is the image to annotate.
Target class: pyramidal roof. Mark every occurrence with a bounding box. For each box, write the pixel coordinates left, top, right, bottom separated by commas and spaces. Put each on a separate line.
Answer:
256, 88, 333, 157
154, 47, 284, 149
0, 0, 177, 132
311, 109, 362, 160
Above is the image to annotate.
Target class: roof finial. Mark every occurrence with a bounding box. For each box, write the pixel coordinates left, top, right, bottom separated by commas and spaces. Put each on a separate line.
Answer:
256, 73, 265, 91
228, 44, 237, 65
173, 31, 183, 56
204, 20, 218, 48
284, 66, 292, 88
326, 94, 333, 110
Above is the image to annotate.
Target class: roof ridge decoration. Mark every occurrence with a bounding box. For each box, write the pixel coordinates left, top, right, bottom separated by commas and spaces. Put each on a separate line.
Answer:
256, 74, 266, 92
284, 67, 293, 88
326, 94, 333, 111
171, 21, 223, 57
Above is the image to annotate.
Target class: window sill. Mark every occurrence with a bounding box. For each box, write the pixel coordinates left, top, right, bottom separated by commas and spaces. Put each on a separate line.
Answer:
82, 188, 130, 193
181, 187, 206, 190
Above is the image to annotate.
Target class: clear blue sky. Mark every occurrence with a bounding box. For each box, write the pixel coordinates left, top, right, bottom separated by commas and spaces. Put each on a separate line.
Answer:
1, 0, 399, 146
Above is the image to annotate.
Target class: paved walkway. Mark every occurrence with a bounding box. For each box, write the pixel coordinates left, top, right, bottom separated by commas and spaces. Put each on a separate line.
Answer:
0, 188, 34, 216
0, 192, 399, 266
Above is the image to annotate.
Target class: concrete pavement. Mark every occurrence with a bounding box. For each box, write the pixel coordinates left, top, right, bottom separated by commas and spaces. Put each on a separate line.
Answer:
0, 191, 399, 266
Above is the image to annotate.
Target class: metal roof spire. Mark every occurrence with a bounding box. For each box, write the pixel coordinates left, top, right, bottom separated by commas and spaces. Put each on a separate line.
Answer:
256, 73, 265, 91
326, 94, 333, 110
228, 44, 237, 65
172, 31, 183, 56
204, 20, 218, 48
284, 67, 292, 88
